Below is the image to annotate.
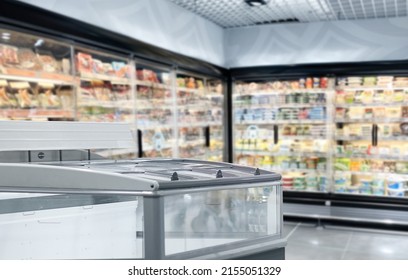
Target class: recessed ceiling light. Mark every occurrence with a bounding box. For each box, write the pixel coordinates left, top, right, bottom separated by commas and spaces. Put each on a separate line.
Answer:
245, 0, 269, 7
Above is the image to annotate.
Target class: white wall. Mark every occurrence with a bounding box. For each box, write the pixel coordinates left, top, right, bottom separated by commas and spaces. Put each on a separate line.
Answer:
16, 1, 408, 68
225, 17, 408, 68
18, 0, 225, 66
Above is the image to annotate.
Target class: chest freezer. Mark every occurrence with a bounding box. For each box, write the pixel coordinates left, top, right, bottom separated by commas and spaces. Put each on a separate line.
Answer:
0, 121, 285, 260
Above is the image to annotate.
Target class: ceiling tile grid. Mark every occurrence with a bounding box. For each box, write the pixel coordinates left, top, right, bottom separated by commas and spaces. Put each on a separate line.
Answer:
168, 0, 408, 28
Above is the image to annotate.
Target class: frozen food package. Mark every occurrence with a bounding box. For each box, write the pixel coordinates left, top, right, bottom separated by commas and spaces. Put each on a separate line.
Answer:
92, 59, 104, 74
38, 87, 61, 108
39, 54, 59, 73
76, 52, 93, 73
0, 44, 19, 65
112, 61, 127, 77
103, 63, 114, 76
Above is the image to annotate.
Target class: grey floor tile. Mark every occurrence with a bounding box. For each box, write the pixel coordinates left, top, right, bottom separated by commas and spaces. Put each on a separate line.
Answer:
287, 224, 352, 250
282, 222, 298, 238
342, 250, 408, 260
285, 242, 344, 260
346, 231, 408, 259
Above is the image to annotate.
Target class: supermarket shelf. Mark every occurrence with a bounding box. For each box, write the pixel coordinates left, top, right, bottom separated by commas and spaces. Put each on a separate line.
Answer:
137, 121, 222, 129
267, 168, 327, 174
178, 139, 206, 147
335, 170, 408, 178
335, 153, 408, 161
178, 121, 223, 127
136, 80, 171, 89
335, 102, 408, 108
79, 72, 130, 84
236, 120, 326, 125
177, 103, 212, 110
236, 150, 328, 158
0, 71, 74, 85
234, 103, 326, 109
137, 104, 173, 110
335, 117, 408, 123
234, 88, 330, 96
281, 135, 327, 140
337, 86, 408, 91
0, 109, 74, 119
207, 92, 224, 98
336, 136, 408, 141
177, 87, 205, 94
78, 100, 120, 109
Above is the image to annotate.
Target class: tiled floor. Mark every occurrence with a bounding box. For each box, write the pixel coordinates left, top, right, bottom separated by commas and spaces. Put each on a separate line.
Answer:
283, 222, 408, 260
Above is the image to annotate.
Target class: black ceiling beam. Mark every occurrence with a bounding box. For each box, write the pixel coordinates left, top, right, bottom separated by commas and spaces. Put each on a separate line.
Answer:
0, 0, 227, 77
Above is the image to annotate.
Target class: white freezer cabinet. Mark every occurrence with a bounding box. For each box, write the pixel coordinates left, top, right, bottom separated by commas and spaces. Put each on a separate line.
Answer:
0, 158, 285, 260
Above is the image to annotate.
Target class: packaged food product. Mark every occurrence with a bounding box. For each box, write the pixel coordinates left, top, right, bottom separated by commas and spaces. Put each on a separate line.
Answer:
112, 61, 128, 78
17, 48, 41, 70
350, 159, 361, 171
335, 158, 350, 171
361, 90, 373, 103
0, 44, 19, 65
306, 78, 313, 89
92, 59, 104, 74
76, 52, 93, 73
38, 87, 61, 108
39, 54, 59, 73
0, 80, 17, 108
384, 90, 394, 103
14, 85, 38, 108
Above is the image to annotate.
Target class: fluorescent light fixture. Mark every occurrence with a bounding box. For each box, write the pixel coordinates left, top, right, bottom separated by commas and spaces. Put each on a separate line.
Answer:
245, 0, 269, 6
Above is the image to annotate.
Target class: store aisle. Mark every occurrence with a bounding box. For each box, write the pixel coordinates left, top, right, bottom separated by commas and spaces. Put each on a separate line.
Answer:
283, 222, 408, 260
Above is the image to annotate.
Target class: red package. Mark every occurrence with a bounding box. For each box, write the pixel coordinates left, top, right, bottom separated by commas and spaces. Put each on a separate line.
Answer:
76, 52, 93, 73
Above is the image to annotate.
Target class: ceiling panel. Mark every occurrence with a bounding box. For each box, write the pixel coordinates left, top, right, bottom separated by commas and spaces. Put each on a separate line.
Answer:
168, 0, 408, 28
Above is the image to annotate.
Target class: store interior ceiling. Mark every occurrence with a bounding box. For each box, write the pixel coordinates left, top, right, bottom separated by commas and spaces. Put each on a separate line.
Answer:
168, 0, 408, 28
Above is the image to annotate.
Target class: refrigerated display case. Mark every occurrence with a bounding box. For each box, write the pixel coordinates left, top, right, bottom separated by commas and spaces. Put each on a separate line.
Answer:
176, 72, 224, 161
0, 27, 75, 121
233, 77, 334, 193
334, 75, 408, 198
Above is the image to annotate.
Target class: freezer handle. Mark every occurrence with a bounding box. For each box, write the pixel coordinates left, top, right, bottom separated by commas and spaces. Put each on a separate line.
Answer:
137, 129, 144, 157
204, 126, 210, 147
372, 124, 378, 146
274, 125, 279, 144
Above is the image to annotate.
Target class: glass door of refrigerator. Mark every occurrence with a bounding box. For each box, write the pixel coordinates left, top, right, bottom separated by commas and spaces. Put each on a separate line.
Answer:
135, 63, 174, 158
74, 46, 134, 159
334, 75, 408, 198
176, 73, 218, 160
205, 78, 224, 162
233, 77, 333, 192
0, 27, 75, 121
